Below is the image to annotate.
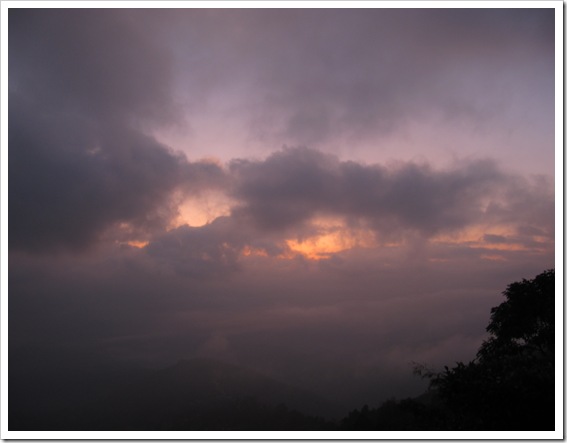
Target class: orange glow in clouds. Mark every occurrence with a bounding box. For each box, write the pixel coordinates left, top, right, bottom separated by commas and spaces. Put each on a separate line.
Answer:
120, 195, 550, 262
285, 217, 377, 260
173, 191, 233, 228
126, 240, 149, 249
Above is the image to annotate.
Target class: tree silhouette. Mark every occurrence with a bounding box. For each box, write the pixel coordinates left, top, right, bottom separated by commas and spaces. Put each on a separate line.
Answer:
480, 269, 554, 360
432, 269, 555, 430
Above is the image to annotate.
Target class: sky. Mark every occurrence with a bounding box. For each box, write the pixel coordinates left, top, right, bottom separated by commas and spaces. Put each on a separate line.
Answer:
8, 6, 556, 411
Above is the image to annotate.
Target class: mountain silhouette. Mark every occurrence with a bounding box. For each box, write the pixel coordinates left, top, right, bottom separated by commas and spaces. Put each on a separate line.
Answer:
12, 358, 337, 431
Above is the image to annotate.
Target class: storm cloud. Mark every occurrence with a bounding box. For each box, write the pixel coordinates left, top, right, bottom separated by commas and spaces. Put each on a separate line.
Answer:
9, 9, 185, 251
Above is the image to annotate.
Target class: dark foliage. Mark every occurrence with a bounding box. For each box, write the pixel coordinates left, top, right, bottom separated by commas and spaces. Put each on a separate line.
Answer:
480, 269, 554, 360
343, 269, 555, 431
431, 269, 555, 430
340, 398, 447, 431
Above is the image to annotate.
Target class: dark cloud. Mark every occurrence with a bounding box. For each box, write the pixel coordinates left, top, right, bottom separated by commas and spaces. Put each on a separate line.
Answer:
8, 9, 188, 252
9, 9, 177, 126
183, 161, 229, 194
228, 147, 552, 241
228, 148, 341, 230
146, 216, 247, 277
9, 96, 184, 251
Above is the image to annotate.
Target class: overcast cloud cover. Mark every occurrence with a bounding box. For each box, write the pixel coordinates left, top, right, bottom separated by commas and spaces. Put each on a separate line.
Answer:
9, 7, 555, 413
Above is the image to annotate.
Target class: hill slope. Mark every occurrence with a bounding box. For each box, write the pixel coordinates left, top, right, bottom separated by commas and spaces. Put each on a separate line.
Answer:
95, 358, 338, 430
12, 358, 338, 431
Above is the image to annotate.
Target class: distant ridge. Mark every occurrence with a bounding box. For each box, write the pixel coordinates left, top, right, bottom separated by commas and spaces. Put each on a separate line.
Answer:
139, 357, 339, 418
44, 357, 338, 431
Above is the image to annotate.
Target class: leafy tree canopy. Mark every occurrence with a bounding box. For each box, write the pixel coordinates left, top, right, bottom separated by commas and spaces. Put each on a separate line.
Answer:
479, 269, 554, 360
432, 269, 555, 430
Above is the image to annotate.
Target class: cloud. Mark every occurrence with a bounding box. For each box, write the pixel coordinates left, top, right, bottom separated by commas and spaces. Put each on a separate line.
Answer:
228, 147, 342, 230
9, 99, 185, 251
117, 145, 553, 276
228, 146, 553, 243
202, 8, 554, 146
8, 10, 188, 252
9, 9, 177, 125
145, 216, 247, 277
9, 9, 554, 254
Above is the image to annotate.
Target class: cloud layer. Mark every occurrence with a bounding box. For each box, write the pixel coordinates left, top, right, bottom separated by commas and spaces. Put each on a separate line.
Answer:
154, 8, 554, 174
141, 146, 553, 274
